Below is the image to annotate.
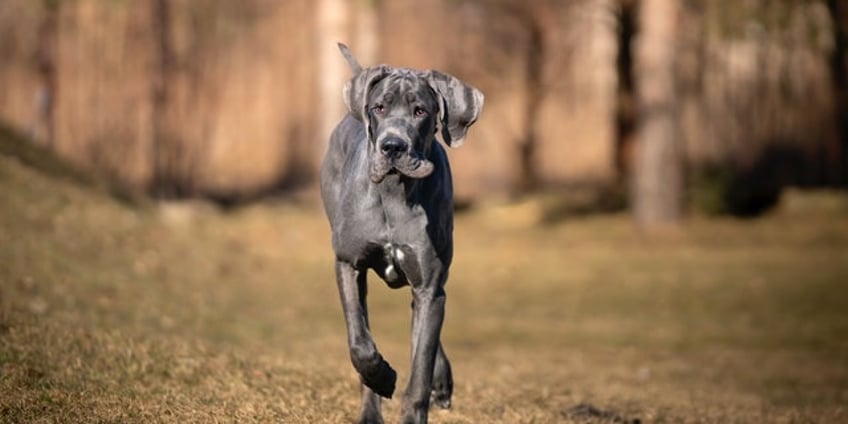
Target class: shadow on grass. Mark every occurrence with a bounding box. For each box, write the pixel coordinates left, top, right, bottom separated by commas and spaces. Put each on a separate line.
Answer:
0, 122, 149, 208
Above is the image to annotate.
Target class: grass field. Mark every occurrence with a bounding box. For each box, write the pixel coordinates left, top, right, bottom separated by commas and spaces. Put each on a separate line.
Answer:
2, 148, 848, 423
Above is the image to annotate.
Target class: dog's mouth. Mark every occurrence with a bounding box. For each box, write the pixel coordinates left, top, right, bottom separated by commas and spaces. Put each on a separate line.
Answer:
369, 152, 434, 184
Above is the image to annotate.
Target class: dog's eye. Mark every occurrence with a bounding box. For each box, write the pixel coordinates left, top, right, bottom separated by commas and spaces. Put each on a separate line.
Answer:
373, 104, 385, 114
414, 107, 427, 118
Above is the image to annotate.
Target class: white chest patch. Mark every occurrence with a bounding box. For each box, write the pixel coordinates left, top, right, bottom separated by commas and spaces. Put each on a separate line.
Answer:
383, 243, 406, 279
384, 264, 398, 280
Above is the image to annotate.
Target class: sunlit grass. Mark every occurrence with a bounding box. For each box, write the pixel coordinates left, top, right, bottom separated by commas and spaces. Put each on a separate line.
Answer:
1, 151, 847, 422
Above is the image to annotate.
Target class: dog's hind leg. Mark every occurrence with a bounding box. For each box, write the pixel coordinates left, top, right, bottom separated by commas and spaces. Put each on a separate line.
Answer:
357, 384, 383, 424
430, 342, 453, 410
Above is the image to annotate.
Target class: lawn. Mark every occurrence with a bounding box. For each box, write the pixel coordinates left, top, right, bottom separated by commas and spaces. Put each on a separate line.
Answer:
1, 148, 847, 423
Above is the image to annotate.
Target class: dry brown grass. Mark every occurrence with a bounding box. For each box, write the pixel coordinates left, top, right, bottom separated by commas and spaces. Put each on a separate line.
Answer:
2, 149, 848, 423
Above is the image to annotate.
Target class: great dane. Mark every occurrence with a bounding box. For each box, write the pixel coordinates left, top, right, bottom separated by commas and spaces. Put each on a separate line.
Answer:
319, 44, 484, 424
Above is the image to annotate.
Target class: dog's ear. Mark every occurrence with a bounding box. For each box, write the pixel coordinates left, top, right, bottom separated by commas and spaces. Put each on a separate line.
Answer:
343, 65, 390, 142
343, 65, 390, 122
425, 70, 484, 148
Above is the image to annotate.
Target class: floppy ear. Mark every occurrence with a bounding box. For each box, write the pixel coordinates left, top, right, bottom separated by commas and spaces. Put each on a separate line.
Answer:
342, 65, 390, 142
343, 65, 390, 122
425, 70, 485, 147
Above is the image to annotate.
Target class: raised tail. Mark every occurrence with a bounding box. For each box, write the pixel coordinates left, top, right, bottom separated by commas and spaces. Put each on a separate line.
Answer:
337, 42, 363, 74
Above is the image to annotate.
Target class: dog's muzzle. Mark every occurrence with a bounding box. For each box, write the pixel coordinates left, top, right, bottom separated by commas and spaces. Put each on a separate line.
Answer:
380, 138, 408, 160
369, 138, 434, 184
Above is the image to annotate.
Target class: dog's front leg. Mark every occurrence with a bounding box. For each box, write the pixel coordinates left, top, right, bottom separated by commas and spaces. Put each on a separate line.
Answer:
335, 260, 396, 423
401, 282, 446, 424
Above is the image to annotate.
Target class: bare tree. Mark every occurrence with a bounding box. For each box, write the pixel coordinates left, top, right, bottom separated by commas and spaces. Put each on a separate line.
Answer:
150, 0, 173, 196
827, 0, 848, 185
317, 0, 349, 162
632, 0, 682, 227
516, 4, 549, 192
32, 0, 58, 146
478, 0, 557, 193
614, 0, 638, 183
354, 0, 378, 66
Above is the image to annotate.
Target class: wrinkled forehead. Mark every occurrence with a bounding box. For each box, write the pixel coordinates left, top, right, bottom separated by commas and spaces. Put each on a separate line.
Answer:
368, 69, 438, 105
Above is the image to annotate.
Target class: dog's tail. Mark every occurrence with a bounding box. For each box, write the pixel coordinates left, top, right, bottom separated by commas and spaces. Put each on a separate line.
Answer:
337, 43, 363, 74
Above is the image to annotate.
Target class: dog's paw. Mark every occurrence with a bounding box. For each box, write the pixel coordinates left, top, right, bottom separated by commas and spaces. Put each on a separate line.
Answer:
355, 413, 385, 424
362, 359, 397, 399
430, 380, 452, 409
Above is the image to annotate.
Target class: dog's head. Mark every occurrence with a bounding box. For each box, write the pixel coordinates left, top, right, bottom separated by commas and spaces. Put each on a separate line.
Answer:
339, 44, 484, 184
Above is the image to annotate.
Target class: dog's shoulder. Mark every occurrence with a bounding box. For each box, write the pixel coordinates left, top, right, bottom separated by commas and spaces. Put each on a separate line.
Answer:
330, 114, 366, 155
323, 114, 365, 182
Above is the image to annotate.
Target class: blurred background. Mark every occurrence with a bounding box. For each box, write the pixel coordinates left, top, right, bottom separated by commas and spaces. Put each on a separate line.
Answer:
2, 1, 848, 422
1, 0, 844, 219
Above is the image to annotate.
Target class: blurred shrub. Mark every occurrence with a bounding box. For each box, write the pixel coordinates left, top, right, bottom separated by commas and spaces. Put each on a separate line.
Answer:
689, 165, 734, 216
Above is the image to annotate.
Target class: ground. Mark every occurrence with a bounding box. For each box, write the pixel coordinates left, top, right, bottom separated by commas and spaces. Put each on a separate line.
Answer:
1, 147, 847, 423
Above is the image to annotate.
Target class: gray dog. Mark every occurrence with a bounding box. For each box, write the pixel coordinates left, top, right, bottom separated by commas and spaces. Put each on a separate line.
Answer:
319, 44, 483, 424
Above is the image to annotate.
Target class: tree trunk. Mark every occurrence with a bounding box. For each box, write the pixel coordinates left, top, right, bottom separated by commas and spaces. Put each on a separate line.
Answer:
151, 0, 173, 196
614, 0, 638, 184
317, 0, 349, 160
354, 0, 378, 67
510, 1, 555, 194
517, 18, 544, 193
33, 0, 58, 147
632, 0, 682, 227
827, 0, 848, 185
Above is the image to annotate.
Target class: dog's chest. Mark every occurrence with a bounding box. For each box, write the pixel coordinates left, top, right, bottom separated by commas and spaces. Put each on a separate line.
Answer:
334, 188, 430, 257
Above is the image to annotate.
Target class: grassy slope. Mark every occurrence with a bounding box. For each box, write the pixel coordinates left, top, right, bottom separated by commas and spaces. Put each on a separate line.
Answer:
1, 145, 847, 423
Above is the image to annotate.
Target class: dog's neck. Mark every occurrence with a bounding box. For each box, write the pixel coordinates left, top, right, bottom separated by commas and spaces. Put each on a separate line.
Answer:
374, 172, 422, 205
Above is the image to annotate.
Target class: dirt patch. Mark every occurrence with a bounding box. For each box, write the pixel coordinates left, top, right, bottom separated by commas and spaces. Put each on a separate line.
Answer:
562, 403, 640, 423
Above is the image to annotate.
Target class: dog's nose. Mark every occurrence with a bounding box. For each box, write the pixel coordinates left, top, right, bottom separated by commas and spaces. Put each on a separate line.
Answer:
380, 138, 408, 157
